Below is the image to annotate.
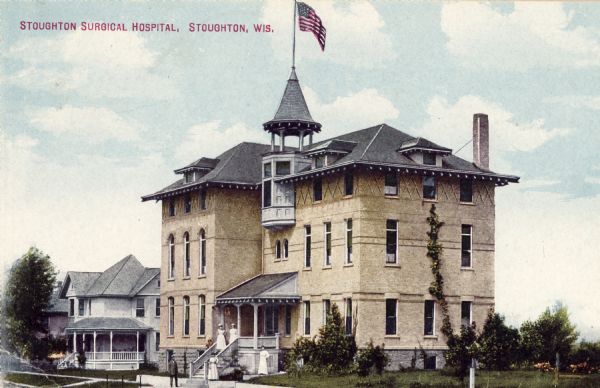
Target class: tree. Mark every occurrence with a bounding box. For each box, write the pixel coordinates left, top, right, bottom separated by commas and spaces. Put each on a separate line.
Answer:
445, 323, 478, 380
4, 247, 57, 359
477, 309, 520, 370
518, 302, 579, 367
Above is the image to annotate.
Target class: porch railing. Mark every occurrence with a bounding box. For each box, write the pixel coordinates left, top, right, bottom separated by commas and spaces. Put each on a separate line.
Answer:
189, 343, 217, 379
87, 351, 144, 361
238, 334, 279, 349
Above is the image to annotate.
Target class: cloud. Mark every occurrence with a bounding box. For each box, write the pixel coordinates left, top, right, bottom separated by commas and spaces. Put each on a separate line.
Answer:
28, 105, 140, 143
6, 31, 176, 99
496, 187, 600, 340
303, 87, 399, 137
411, 95, 571, 170
261, 1, 395, 68
544, 95, 600, 110
585, 176, 600, 185
175, 121, 266, 163
441, 3, 600, 70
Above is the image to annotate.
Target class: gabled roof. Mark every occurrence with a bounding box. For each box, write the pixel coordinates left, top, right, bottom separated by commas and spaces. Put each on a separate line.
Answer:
174, 157, 220, 174
46, 282, 68, 314
142, 142, 271, 201
216, 272, 299, 305
306, 139, 358, 155
60, 255, 159, 298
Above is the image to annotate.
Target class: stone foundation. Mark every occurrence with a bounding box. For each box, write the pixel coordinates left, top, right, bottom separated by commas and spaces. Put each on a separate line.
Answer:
158, 347, 206, 373
385, 348, 446, 370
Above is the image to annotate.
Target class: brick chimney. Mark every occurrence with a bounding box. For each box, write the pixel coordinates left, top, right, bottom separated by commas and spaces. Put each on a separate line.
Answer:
473, 113, 489, 169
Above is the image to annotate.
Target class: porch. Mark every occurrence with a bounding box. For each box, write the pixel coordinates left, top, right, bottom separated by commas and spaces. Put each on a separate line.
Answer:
61, 317, 153, 370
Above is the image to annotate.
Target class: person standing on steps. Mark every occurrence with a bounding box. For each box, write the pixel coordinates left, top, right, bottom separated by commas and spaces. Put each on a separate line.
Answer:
229, 323, 238, 343
168, 356, 179, 387
216, 324, 227, 350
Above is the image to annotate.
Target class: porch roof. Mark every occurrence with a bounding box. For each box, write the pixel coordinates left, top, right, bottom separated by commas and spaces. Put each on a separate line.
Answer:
216, 272, 300, 305
66, 317, 152, 331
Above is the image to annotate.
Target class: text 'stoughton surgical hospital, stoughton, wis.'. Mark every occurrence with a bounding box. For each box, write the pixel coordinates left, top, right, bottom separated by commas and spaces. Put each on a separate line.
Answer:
141, 67, 519, 374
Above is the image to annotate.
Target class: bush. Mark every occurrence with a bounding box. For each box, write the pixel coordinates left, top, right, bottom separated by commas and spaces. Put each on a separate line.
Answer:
444, 323, 478, 380
356, 340, 388, 376
477, 309, 520, 370
569, 341, 600, 374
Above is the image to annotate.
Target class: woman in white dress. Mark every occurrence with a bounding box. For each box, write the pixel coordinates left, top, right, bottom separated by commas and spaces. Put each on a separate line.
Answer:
229, 323, 238, 343
207, 356, 219, 380
216, 324, 227, 350
258, 346, 269, 375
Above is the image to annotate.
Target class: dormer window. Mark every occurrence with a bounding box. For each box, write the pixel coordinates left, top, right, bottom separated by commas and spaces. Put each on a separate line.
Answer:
264, 163, 272, 178
315, 155, 326, 168
276, 161, 290, 176
423, 153, 436, 166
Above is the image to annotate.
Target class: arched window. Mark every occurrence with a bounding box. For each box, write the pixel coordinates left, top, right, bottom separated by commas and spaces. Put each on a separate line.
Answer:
183, 296, 190, 336
275, 240, 281, 259
184, 232, 190, 277
168, 297, 174, 336
198, 295, 206, 336
199, 229, 206, 275
168, 235, 175, 279
284, 239, 289, 259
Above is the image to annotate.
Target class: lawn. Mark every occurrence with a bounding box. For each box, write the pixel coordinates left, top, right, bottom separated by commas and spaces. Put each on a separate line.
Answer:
248, 370, 600, 388
59, 367, 169, 380
4, 372, 147, 387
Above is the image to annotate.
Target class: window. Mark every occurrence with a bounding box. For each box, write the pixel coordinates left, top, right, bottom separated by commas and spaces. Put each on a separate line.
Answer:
184, 195, 191, 213
263, 180, 272, 207
304, 226, 312, 267
461, 225, 472, 268
183, 296, 190, 336
275, 240, 281, 259
263, 162, 272, 178
423, 176, 436, 200
303, 301, 311, 335
69, 299, 74, 317
324, 222, 332, 266
423, 153, 436, 166
78, 299, 85, 316
344, 298, 353, 335
461, 301, 472, 328
344, 173, 353, 196
315, 155, 326, 168
285, 305, 292, 336
155, 298, 161, 317
199, 229, 206, 275
168, 235, 175, 279
384, 172, 398, 196
424, 300, 435, 336
136, 298, 145, 318
155, 332, 160, 352
323, 299, 331, 325
424, 355, 437, 370
184, 232, 190, 277
283, 239, 289, 259
276, 161, 290, 176
346, 219, 353, 264
168, 200, 175, 217
313, 178, 322, 201
386, 299, 397, 335
460, 179, 473, 203
199, 190, 207, 210
88, 299, 92, 316
265, 305, 279, 335
199, 295, 206, 336
386, 220, 398, 264
168, 298, 174, 336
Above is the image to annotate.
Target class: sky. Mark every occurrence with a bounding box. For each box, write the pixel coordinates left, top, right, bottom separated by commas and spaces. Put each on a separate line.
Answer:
1, 1, 599, 340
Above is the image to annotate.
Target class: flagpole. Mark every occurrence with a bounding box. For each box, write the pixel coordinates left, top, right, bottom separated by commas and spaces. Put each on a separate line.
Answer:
292, 0, 297, 68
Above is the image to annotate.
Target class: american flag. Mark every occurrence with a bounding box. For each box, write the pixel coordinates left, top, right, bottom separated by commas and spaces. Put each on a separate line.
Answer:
297, 2, 326, 51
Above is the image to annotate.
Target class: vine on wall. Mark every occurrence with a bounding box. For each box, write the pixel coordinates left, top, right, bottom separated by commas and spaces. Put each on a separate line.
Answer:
426, 204, 453, 338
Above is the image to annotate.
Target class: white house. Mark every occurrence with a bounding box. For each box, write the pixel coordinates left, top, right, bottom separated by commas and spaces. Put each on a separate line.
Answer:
58, 255, 160, 370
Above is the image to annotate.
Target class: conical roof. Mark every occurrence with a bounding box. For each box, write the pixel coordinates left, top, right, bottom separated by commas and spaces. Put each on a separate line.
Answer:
263, 67, 321, 135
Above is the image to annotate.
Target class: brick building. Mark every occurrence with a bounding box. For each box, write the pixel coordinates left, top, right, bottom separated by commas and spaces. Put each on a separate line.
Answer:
142, 67, 518, 374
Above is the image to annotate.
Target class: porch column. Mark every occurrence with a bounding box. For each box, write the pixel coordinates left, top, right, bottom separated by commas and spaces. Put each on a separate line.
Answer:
220, 306, 225, 327
83, 333, 86, 351
73, 332, 77, 353
109, 331, 113, 369
236, 305, 241, 336
253, 304, 258, 350
93, 331, 97, 369
136, 331, 140, 369
299, 130, 305, 152
271, 133, 275, 151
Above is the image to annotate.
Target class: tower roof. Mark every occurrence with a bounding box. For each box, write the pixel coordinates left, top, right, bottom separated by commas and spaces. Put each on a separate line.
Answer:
263, 67, 321, 135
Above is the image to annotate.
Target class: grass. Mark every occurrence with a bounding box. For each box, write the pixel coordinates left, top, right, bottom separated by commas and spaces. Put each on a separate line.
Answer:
4, 371, 151, 387
4, 373, 85, 387
59, 366, 168, 380
248, 370, 600, 388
